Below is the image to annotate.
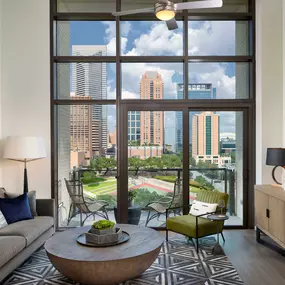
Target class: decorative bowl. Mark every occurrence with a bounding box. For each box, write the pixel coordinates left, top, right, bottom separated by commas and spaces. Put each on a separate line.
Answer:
86, 228, 122, 245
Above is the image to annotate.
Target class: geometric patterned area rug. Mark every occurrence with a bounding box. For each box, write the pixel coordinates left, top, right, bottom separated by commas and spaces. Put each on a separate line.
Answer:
3, 237, 244, 285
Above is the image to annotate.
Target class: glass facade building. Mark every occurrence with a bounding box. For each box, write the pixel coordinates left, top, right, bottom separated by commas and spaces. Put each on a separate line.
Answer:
175, 84, 217, 153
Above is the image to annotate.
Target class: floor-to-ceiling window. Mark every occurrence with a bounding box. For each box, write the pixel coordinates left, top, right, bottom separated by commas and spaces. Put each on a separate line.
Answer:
51, 0, 255, 229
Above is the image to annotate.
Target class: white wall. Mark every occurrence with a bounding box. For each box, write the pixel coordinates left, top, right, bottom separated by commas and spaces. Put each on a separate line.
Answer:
0, 0, 50, 198
256, 0, 285, 185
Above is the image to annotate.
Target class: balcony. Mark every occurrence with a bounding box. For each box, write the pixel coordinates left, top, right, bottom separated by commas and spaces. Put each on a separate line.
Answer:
59, 167, 242, 228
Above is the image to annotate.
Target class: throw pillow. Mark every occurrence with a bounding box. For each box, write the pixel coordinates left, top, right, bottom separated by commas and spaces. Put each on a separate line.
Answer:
0, 210, 8, 228
0, 193, 33, 224
190, 200, 218, 218
0, 188, 6, 198
5, 191, 37, 217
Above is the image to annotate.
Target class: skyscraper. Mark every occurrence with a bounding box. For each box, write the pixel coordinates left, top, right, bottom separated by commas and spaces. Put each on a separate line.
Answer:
128, 111, 141, 143
140, 72, 164, 146
72, 45, 107, 156
70, 93, 92, 154
192, 112, 220, 165
175, 84, 217, 153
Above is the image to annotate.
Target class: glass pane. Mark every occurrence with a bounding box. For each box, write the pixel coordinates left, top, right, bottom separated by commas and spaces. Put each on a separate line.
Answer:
128, 111, 183, 227
121, 21, 183, 56
57, 21, 116, 56
57, 105, 117, 227
57, 0, 116, 13
188, 62, 249, 99
56, 63, 116, 99
189, 111, 243, 226
121, 63, 183, 99
188, 21, 250, 56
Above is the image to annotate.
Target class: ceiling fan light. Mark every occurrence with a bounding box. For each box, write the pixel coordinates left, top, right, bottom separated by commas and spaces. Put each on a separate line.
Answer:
156, 9, 175, 21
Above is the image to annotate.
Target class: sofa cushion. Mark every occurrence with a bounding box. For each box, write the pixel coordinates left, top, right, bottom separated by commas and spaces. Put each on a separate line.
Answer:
167, 214, 223, 238
0, 210, 8, 229
0, 216, 54, 246
0, 193, 33, 224
0, 236, 26, 267
189, 200, 218, 218
5, 191, 38, 217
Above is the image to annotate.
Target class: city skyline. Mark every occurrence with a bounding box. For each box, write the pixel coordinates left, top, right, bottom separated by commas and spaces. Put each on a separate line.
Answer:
72, 45, 108, 156
68, 20, 239, 138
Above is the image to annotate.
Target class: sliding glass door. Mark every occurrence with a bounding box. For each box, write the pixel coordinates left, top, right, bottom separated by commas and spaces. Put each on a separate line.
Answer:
119, 106, 249, 228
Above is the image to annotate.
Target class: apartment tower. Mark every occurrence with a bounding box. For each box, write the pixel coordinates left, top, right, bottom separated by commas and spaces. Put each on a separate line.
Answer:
72, 45, 108, 156
140, 71, 164, 146
192, 111, 220, 164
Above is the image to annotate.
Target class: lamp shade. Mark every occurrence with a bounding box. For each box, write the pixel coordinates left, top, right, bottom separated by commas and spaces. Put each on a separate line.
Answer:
266, 148, 285, 166
4, 136, 46, 162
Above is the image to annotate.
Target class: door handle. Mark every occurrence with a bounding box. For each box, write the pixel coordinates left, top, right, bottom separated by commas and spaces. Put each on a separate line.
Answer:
266, 209, 270, 218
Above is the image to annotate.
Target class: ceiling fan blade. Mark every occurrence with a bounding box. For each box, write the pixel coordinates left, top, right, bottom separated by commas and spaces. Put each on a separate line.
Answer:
112, 7, 153, 17
166, 18, 178, 30
175, 0, 223, 11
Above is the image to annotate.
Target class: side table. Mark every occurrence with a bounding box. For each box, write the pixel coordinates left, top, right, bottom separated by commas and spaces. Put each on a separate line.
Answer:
207, 214, 229, 255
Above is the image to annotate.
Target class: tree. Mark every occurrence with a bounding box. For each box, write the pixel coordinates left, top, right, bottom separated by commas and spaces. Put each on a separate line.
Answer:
194, 175, 215, 191
161, 154, 182, 169
133, 188, 165, 207
89, 157, 116, 175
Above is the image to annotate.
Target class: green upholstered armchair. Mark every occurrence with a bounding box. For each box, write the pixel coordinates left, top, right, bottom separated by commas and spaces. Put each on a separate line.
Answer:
166, 190, 229, 252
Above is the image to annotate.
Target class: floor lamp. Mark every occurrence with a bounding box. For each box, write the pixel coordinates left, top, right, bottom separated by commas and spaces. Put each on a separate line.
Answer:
4, 136, 46, 193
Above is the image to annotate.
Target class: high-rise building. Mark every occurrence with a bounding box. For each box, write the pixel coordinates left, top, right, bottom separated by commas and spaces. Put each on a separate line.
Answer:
140, 72, 164, 146
72, 45, 108, 156
175, 84, 217, 153
128, 111, 141, 143
108, 126, 117, 147
192, 111, 220, 165
70, 93, 92, 154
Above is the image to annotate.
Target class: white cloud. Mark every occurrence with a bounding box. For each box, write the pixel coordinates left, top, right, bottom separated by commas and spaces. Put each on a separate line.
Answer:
188, 21, 236, 55
103, 20, 241, 140
107, 86, 137, 100
125, 22, 183, 56
106, 37, 116, 56
103, 21, 116, 41
189, 63, 236, 99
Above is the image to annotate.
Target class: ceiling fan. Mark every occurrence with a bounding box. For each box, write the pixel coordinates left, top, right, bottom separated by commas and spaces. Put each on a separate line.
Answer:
112, 0, 223, 30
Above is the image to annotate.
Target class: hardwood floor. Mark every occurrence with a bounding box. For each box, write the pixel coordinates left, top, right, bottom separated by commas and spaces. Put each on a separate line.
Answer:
223, 230, 285, 285
163, 229, 285, 285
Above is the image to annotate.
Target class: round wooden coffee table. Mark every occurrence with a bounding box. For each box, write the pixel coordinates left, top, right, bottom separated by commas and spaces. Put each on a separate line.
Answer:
44, 224, 164, 285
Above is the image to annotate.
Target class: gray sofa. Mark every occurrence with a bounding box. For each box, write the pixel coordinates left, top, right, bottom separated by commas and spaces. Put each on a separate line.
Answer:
0, 199, 55, 282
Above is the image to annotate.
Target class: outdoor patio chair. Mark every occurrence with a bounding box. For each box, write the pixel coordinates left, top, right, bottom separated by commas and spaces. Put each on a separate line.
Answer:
144, 178, 183, 226
64, 178, 109, 226
166, 190, 229, 252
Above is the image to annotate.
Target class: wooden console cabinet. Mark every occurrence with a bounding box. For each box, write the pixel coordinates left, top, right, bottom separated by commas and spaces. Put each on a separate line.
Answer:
255, 185, 285, 250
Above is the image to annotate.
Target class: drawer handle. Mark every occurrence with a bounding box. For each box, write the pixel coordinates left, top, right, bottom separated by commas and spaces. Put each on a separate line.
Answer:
266, 209, 270, 218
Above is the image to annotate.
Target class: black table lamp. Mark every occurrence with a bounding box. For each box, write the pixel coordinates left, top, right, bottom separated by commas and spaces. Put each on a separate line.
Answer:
266, 148, 285, 185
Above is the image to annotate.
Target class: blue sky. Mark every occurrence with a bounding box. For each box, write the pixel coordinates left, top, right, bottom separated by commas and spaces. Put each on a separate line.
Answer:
67, 20, 245, 146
